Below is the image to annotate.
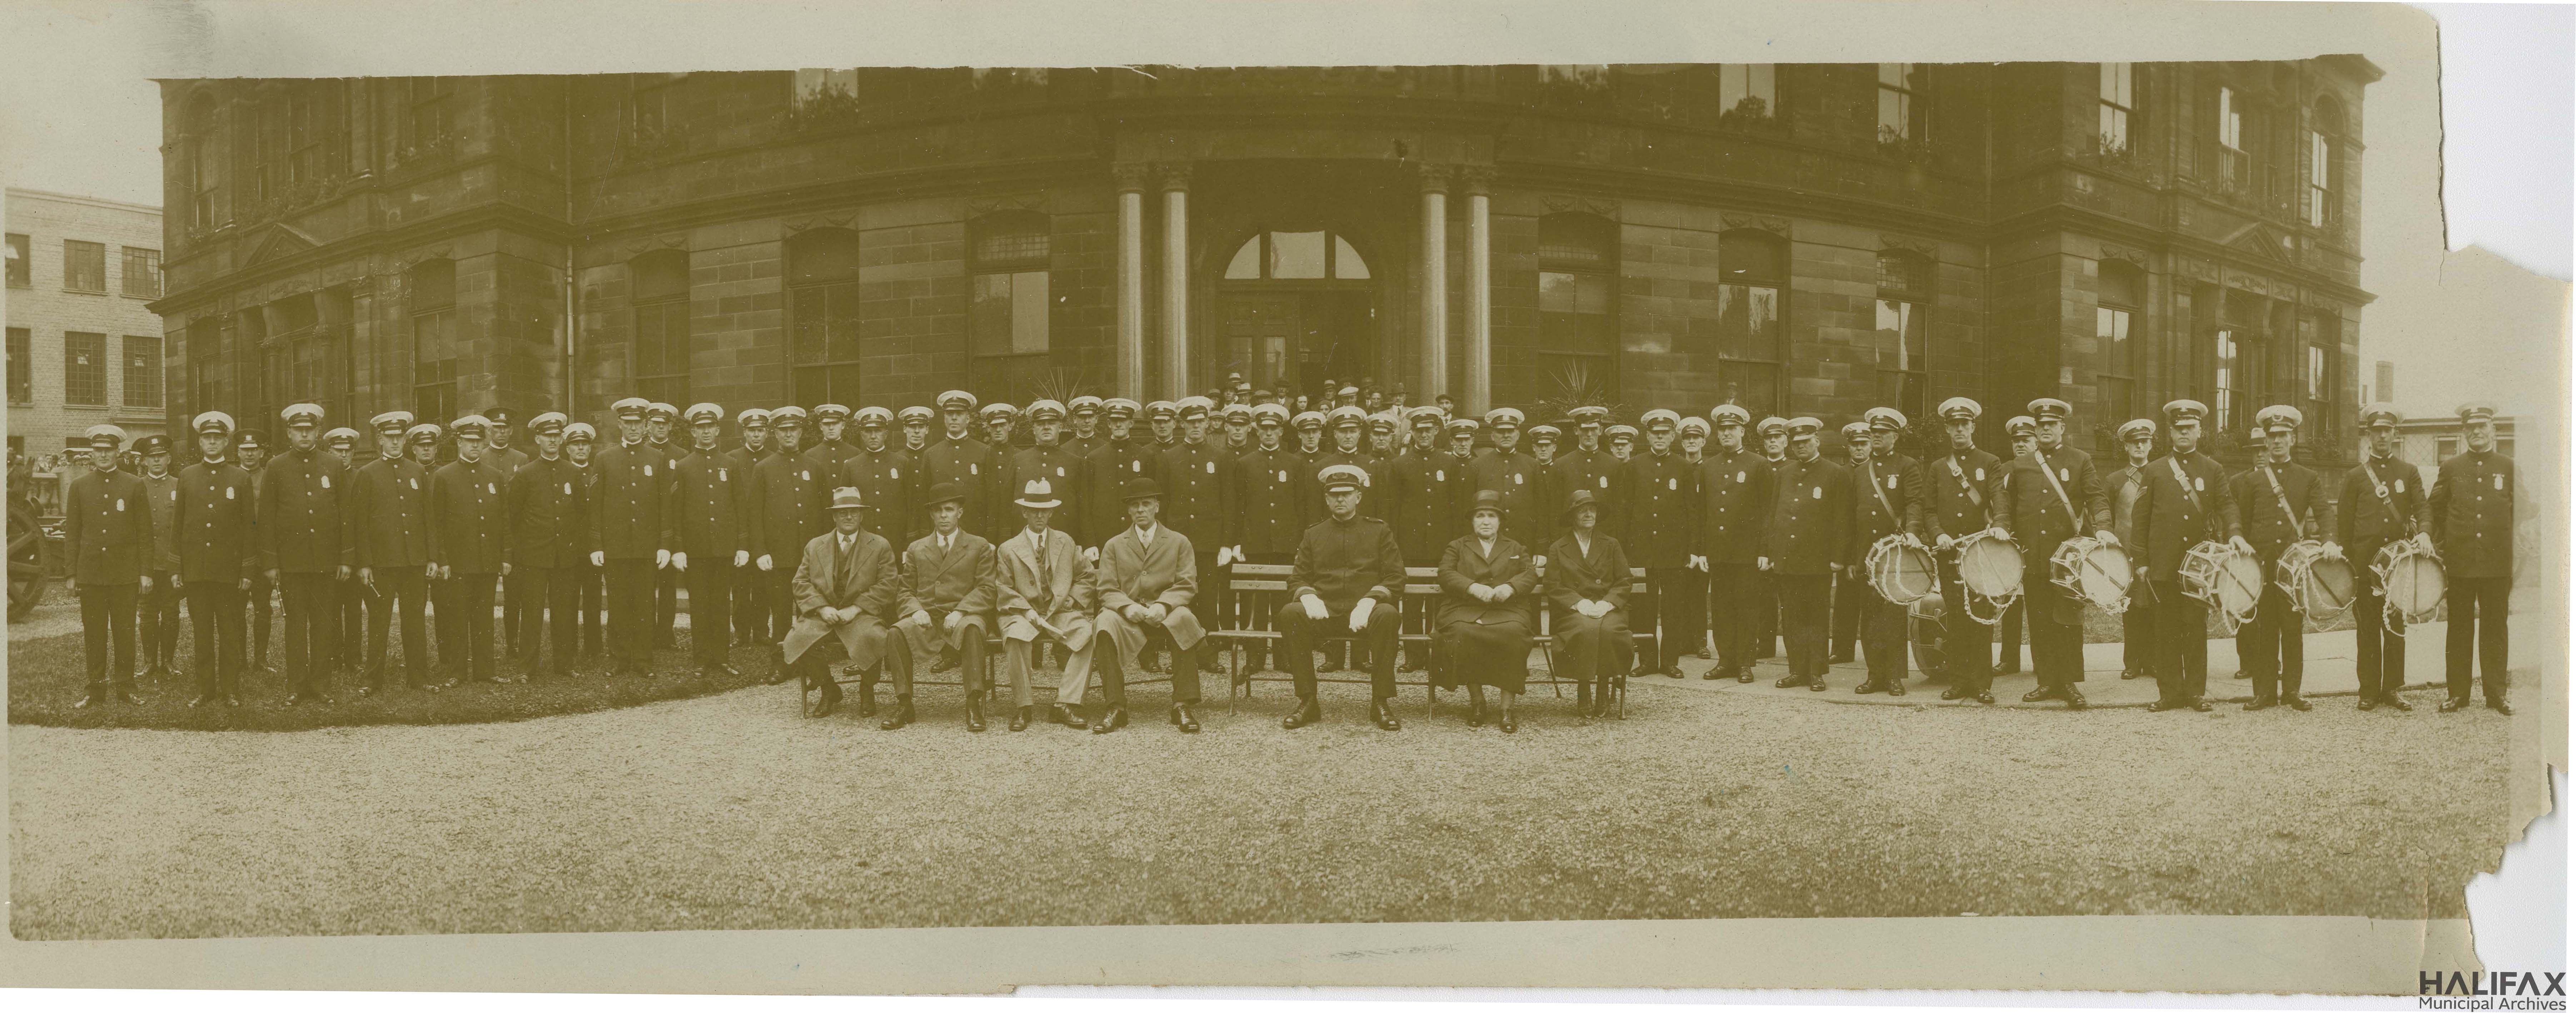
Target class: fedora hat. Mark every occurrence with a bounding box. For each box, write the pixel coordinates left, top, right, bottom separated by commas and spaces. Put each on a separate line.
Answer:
1013, 477, 1061, 510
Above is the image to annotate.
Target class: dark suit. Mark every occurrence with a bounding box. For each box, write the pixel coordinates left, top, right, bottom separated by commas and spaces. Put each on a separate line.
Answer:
65, 466, 151, 691
1998, 445, 2109, 692
2130, 450, 2243, 705
592, 440, 667, 669
748, 451, 830, 660
2429, 448, 2519, 703
841, 445, 917, 547
2229, 459, 2326, 699
174, 459, 257, 696
508, 455, 595, 673
1697, 447, 1772, 677
429, 457, 510, 682
1925, 449, 2004, 690
346, 455, 435, 688
1766, 455, 1853, 682
665, 445, 741, 668
2339, 453, 2428, 700
261, 447, 345, 694
1625, 449, 1699, 674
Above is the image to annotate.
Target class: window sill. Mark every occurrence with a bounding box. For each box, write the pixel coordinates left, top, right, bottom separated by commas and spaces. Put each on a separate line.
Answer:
121, 292, 162, 301
62, 288, 107, 296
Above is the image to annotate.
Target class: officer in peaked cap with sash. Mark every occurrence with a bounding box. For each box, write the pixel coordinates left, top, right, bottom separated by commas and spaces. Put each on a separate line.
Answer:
1277, 463, 1407, 732
2430, 400, 2520, 714
1923, 397, 2004, 702
2340, 405, 2428, 711
1997, 397, 2113, 708
429, 415, 511, 685
668, 403, 748, 679
1845, 413, 1923, 695
175, 411, 257, 707
2229, 404, 2329, 710
66, 423, 151, 708
2131, 399, 2247, 713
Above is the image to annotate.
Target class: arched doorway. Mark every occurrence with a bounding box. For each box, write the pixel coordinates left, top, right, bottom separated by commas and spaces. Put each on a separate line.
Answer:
1213, 229, 1376, 402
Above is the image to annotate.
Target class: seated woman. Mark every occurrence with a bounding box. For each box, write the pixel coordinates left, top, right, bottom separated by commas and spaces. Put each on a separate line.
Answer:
1437, 490, 1539, 731
1545, 489, 1633, 718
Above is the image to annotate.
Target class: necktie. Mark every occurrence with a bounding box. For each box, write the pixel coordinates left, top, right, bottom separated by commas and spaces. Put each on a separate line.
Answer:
837, 537, 856, 603
1034, 535, 1052, 610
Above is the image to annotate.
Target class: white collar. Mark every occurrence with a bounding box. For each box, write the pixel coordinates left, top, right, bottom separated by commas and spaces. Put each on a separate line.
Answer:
1134, 522, 1158, 543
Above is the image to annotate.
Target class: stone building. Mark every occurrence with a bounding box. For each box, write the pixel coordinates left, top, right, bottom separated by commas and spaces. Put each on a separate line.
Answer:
150, 60, 2377, 462
7, 188, 169, 512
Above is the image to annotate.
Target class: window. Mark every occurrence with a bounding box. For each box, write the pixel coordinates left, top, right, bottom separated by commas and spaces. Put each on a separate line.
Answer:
786, 229, 861, 408
1716, 230, 1787, 418
792, 69, 859, 108
2213, 328, 2241, 439
2096, 262, 2143, 423
123, 335, 162, 408
630, 73, 679, 141
64, 332, 106, 405
1873, 251, 1931, 422
5, 233, 26, 287
1537, 214, 1618, 396
2307, 98, 2343, 229
1717, 63, 1776, 118
253, 99, 284, 204
63, 240, 105, 293
2302, 314, 2338, 446
189, 318, 224, 415
2099, 63, 2135, 155
629, 250, 691, 410
184, 94, 222, 230
287, 87, 322, 186
2216, 86, 2249, 189
7, 327, 29, 404
1877, 63, 1925, 143
121, 247, 161, 298
411, 259, 459, 426
407, 77, 454, 151
969, 211, 1051, 396
1221, 230, 1369, 280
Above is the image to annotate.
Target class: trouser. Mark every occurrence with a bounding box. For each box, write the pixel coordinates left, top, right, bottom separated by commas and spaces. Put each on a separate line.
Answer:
79, 582, 139, 690
575, 561, 605, 654
1830, 568, 1863, 658
889, 634, 984, 699
604, 558, 655, 667
655, 566, 680, 647
1644, 566, 1703, 673
732, 563, 766, 646
804, 633, 907, 697
2151, 580, 2208, 704
767, 568, 799, 658
186, 582, 245, 696
278, 572, 340, 694
140, 572, 181, 672
1754, 568, 1780, 655
342, 580, 369, 671
1246, 552, 1294, 667
2027, 578, 2087, 691
2445, 576, 2511, 703
681, 562, 733, 669
1937, 559, 1993, 691
1088, 628, 1203, 706
502, 568, 525, 657
1859, 593, 1907, 686
2353, 583, 2407, 701
245, 569, 275, 667
1779, 573, 1831, 679
1277, 600, 1398, 700
364, 568, 431, 688
438, 573, 499, 682
2239, 582, 2304, 699
515, 564, 581, 673
1710, 561, 1762, 674
1003, 634, 1094, 709
1996, 599, 2024, 670
2121, 594, 2155, 675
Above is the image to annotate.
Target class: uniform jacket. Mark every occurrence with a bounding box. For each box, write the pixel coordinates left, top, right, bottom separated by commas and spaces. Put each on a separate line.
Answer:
1157, 440, 1227, 553
63, 467, 151, 585
920, 435, 1001, 539
173, 459, 257, 584
2338, 452, 2430, 550
1765, 455, 1854, 575
345, 455, 433, 570
802, 440, 860, 472
2129, 450, 2244, 582
1623, 449, 1699, 565
664, 445, 741, 558
1997, 445, 2109, 564
1289, 513, 1406, 611
840, 445, 917, 545
1228, 446, 1307, 557
781, 528, 900, 667
1094, 523, 1207, 670
1696, 446, 1772, 564
994, 526, 1095, 648
1848, 453, 1926, 563
1543, 530, 1633, 615
2228, 459, 2327, 562
508, 455, 595, 569
590, 441, 667, 560
1555, 446, 1622, 539
746, 451, 830, 566
141, 471, 180, 572
429, 457, 511, 575
487, 444, 531, 476
1437, 534, 1537, 628
2105, 462, 2150, 546
1925, 448, 2005, 541
1385, 445, 1461, 562
259, 447, 344, 574
2429, 448, 2521, 579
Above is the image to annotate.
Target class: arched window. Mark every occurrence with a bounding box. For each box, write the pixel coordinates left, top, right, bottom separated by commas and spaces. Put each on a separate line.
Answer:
2308, 96, 2344, 228
630, 249, 691, 409
1717, 230, 1786, 417
786, 228, 862, 407
2097, 260, 2143, 422
968, 211, 1050, 396
1874, 250, 1932, 421
1221, 230, 1369, 280
411, 259, 458, 425
184, 93, 223, 231
1538, 213, 1617, 398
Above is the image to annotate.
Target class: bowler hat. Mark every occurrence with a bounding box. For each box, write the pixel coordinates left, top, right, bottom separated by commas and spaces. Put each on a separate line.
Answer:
921, 481, 967, 508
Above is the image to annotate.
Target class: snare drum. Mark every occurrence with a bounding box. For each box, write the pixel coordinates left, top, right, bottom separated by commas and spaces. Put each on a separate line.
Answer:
1951, 530, 2024, 626
2374, 539, 2446, 626
2048, 535, 2134, 614
1865, 534, 1939, 605
2178, 540, 2263, 626
2275, 540, 2357, 619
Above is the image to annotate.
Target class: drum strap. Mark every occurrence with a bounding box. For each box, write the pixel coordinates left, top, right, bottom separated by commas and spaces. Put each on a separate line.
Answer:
1945, 455, 1984, 510
1864, 460, 1902, 527
2166, 456, 2203, 513
2034, 448, 2084, 532
2259, 464, 2304, 539
2363, 457, 2408, 530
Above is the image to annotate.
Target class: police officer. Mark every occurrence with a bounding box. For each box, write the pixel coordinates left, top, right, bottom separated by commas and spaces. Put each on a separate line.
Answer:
67, 424, 151, 708
921, 390, 1000, 541
2231, 405, 2331, 710
1063, 395, 1106, 460
1697, 404, 1771, 682
564, 422, 608, 658
646, 402, 685, 650
806, 404, 860, 469
485, 407, 533, 660
1605, 423, 1637, 465
1277, 463, 1407, 731
1766, 418, 1853, 691
233, 429, 278, 675
1080, 398, 1153, 543
1146, 400, 1180, 450
1006, 400, 1084, 547
981, 402, 1020, 452
1158, 397, 1228, 657
1924, 398, 2004, 702
1627, 409, 1698, 678
349, 409, 437, 694
592, 397, 671, 678
1223, 404, 1304, 666
135, 433, 182, 682
1472, 407, 1548, 550
1386, 405, 1458, 570
897, 405, 935, 459
2104, 418, 2158, 680
1220, 402, 1257, 457
263, 404, 347, 706
1846, 415, 1924, 695
324, 425, 368, 678
2342, 405, 2428, 711
2430, 401, 2519, 714
749, 404, 830, 678
176, 412, 257, 707
725, 408, 774, 649
1753, 415, 1791, 660
430, 415, 511, 685
842, 406, 917, 547
668, 403, 748, 679
1998, 398, 2113, 708
506, 412, 593, 680
2131, 399, 2248, 713
1556, 406, 1618, 540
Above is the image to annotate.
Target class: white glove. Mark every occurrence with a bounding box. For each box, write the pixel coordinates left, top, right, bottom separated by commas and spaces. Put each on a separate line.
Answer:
1348, 596, 1376, 632
1935, 533, 1954, 552
2323, 542, 2344, 560
1757, 556, 1773, 571
1084, 546, 1100, 564
2228, 535, 2254, 555
1686, 555, 1707, 572
2095, 530, 2120, 548
1533, 554, 1546, 569
1469, 583, 1494, 602
2414, 533, 2435, 553
1986, 526, 2009, 541
656, 549, 671, 569
425, 562, 439, 581
733, 550, 750, 567
1302, 593, 1328, 621
590, 550, 604, 567
1215, 545, 1237, 568
757, 554, 773, 572
672, 552, 688, 571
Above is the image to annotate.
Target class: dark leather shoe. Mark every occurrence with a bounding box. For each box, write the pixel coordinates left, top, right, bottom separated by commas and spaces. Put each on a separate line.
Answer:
1665, 668, 1683, 679
2380, 694, 2414, 712
1050, 703, 1084, 728
1855, 681, 1885, 695
965, 697, 986, 732
2286, 696, 2311, 712
1371, 698, 1402, 731
1939, 686, 1969, 701
1829, 653, 1855, 665
1775, 674, 1808, 689
2022, 687, 2056, 703
1468, 701, 1487, 728
1808, 677, 1827, 692
879, 700, 914, 730
1973, 692, 1995, 705
2489, 700, 2514, 716
1702, 669, 1723, 680
856, 687, 879, 718
2063, 688, 2086, 709
1736, 669, 1754, 683
1170, 702, 1200, 733
2244, 698, 2274, 711
809, 685, 841, 719
1090, 705, 1128, 734
1010, 706, 1032, 732
2189, 697, 2214, 712
2357, 697, 2379, 712
1888, 681, 1907, 697
1282, 698, 1323, 729
2145, 699, 2176, 712
2438, 697, 2468, 713
1696, 646, 1712, 660
1500, 712, 1517, 733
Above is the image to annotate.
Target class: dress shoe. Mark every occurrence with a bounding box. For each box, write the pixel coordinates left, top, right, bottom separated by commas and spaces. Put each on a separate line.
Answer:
2488, 700, 2514, 716
1665, 668, 1683, 679
2379, 694, 2414, 712
1855, 681, 1885, 695
2438, 697, 2468, 713
2119, 669, 2139, 680
1050, 703, 1084, 728
1887, 681, 1907, 697
1010, 706, 1033, 732
965, 697, 986, 732
1169, 702, 1200, 733
73, 693, 101, 710
2189, 697, 2213, 712
1939, 686, 1970, 701
1736, 669, 1754, 684
1499, 712, 1518, 733
2243, 697, 2274, 712
1696, 646, 1713, 660
809, 685, 842, 719
856, 688, 879, 718
1702, 669, 1724, 680
2022, 687, 2057, 703
2357, 697, 2378, 712
1829, 652, 1855, 665
1090, 705, 1128, 734
2286, 696, 2311, 712
1371, 698, 1402, 731
189, 694, 214, 708
2145, 699, 2178, 712
2062, 688, 2086, 709
113, 686, 142, 705
1973, 692, 1995, 705
1807, 678, 1827, 692
1775, 673, 1809, 689
879, 699, 914, 730
1282, 697, 1323, 729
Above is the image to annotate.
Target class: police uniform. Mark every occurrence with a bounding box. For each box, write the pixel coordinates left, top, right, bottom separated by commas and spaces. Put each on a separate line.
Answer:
348, 411, 437, 692
2228, 405, 2329, 708
591, 399, 669, 676
645, 402, 686, 648
65, 425, 151, 706
2130, 399, 2244, 712
233, 429, 279, 673
506, 413, 595, 677
1277, 464, 1408, 731
565, 423, 607, 657
1468, 407, 1549, 550
261, 406, 348, 703
174, 414, 258, 704
1157, 398, 1228, 656
2103, 418, 2159, 681
667, 404, 746, 675
430, 416, 512, 684
1004, 401, 1084, 545
921, 390, 1003, 542
324, 427, 369, 679
841, 407, 919, 546
1625, 410, 1699, 677
1994, 400, 2111, 705
1696, 405, 1773, 682
1923, 399, 2005, 699
724, 408, 774, 648
1753, 416, 1791, 658
484, 408, 533, 659
1846, 414, 1925, 694
2428, 401, 2520, 712
1555, 406, 1620, 542
2340, 405, 2429, 709
1766, 419, 1854, 690
135, 435, 183, 680
1225, 405, 1306, 664
1079, 399, 1155, 545
803, 404, 861, 471
749, 407, 831, 674
1061, 396, 1106, 461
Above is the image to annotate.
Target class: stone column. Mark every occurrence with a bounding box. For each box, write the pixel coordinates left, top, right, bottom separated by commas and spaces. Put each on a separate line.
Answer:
1115, 164, 1147, 399
1461, 166, 1494, 415
1419, 166, 1449, 402
1160, 164, 1192, 399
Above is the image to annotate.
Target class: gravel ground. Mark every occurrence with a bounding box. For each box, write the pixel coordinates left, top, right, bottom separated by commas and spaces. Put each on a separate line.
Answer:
11, 672, 2513, 940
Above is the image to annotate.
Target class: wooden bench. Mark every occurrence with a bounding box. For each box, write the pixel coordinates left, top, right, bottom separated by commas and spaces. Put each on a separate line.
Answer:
800, 627, 1180, 713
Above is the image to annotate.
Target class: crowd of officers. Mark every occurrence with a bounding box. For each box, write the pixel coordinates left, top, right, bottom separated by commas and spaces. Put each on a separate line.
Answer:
53, 380, 2518, 725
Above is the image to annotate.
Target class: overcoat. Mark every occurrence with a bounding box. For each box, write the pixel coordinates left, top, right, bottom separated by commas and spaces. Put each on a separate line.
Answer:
895, 529, 998, 654
1434, 533, 1537, 690
781, 529, 900, 667
1543, 530, 1635, 685
1093, 522, 1207, 674
63, 467, 151, 585
994, 526, 1096, 650
2430, 448, 2521, 579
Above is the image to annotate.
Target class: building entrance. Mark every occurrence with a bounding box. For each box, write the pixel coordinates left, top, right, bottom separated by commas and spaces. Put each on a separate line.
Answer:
1213, 228, 1377, 404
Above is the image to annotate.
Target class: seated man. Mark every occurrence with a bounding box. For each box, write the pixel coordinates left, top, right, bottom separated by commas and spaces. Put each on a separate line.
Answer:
782, 487, 907, 723
895, 481, 1001, 730
1090, 479, 1209, 734
1278, 463, 1406, 732
995, 478, 1101, 730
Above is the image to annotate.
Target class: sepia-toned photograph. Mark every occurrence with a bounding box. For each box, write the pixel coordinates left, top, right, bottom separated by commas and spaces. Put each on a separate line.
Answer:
2, 0, 2562, 998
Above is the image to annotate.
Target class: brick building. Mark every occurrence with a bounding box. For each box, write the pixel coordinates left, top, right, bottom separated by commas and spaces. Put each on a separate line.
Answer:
7, 188, 169, 513
150, 61, 2377, 462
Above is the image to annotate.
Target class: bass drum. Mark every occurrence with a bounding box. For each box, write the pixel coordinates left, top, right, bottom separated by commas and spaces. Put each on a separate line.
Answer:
2275, 540, 2357, 620
1864, 533, 1939, 605
2375, 539, 2447, 626
2178, 540, 2264, 627
1951, 530, 2024, 626
2048, 535, 2134, 614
